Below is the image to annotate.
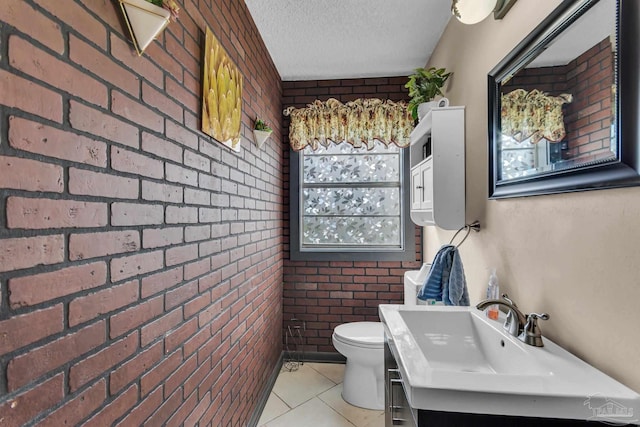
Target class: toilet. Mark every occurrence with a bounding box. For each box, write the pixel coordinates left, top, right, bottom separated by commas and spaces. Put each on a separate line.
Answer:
332, 321, 385, 410
332, 265, 429, 410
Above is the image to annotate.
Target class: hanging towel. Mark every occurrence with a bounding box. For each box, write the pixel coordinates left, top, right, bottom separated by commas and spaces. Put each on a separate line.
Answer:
417, 245, 470, 306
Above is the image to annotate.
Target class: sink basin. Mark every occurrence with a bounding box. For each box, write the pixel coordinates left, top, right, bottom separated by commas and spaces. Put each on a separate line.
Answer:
379, 304, 640, 423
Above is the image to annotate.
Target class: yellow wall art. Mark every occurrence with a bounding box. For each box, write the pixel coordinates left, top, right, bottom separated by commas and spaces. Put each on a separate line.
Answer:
202, 26, 243, 152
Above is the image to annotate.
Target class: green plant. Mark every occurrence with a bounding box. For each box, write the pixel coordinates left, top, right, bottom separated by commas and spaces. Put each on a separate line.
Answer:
254, 118, 272, 132
405, 67, 452, 120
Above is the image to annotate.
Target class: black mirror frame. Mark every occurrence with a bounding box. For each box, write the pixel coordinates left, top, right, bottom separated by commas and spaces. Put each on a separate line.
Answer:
488, 0, 640, 199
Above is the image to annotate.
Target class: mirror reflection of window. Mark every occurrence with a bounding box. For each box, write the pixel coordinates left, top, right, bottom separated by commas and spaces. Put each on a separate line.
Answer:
498, 0, 617, 182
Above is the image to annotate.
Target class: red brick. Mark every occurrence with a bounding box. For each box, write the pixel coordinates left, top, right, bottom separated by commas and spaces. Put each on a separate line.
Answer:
146, 42, 183, 83
110, 250, 164, 282
143, 226, 184, 249
112, 146, 163, 179
164, 354, 197, 397
166, 75, 199, 112
0, 304, 63, 355
141, 266, 183, 298
110, 296, 164, 339
70, 332, 138, 391
110, 33, 164, 89
168, 245, 200, 269
166, 390, 198, 427
111, 202, 164, 226
0, 70, 62, 122
0, 234, 64, 273
143, 81, 183, 119
184, 391, 211, 426
69, 168, 139, 199
166, 206, 198, 224
9, 35, 107, 107
84, 384, 138, 427
166, 163, 198, 186
142, 132, 183, 163
165, 280, 198, 310
144, 387, 182, 427
112, 91, 163, 132
35, 0, 107, 49
1, 0, 64, 53
7, 197, 108, 229
7, 321, 105, 391
142, 180, 183, 203
110, 341, 163, 393
0, 373, 64, 427
9, 116, 107, 166
70, 230, 140, 261
38, 379, 106, 427
182, 324, 211, 357
69, 279, 139, 327
115, 386, 163, 427
0, 156, 63, 192
141, 350, 182, 396
141, 308, 182, 346
70, 35, 139, 97
9, 262, 107, 308
165, 120, 197, 149
70, 101, 139, 149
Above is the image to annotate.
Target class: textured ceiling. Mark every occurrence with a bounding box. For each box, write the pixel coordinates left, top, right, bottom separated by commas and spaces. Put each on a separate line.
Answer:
244, 0, 452, 81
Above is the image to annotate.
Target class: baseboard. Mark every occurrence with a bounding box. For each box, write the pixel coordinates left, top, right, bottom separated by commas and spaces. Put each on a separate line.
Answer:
289, 351, 346, 363
247, 353, 283, 427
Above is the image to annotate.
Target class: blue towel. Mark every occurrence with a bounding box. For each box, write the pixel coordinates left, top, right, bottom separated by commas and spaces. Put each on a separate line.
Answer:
417, 245, 470, 306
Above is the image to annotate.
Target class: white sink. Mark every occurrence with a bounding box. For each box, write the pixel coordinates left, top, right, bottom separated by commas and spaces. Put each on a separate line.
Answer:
379, 304, 640, 423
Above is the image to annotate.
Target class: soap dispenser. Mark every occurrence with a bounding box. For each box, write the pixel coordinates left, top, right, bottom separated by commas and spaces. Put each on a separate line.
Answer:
486, 269, 499, 320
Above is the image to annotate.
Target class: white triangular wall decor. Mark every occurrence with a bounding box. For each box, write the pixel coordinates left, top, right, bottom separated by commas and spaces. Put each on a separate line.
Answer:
119, 0, 171, 56
253, 130, 272, 149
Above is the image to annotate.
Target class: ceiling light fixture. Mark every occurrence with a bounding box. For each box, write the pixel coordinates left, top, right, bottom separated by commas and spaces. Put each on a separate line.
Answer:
452, 0, 518, 24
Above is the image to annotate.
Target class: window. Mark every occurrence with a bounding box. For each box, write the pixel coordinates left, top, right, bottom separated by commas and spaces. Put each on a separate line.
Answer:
290, 140, 415, 261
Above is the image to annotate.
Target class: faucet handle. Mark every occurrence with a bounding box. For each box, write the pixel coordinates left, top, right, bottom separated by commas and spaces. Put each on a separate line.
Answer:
501, 294, 520, 336
519, 313, 550, 347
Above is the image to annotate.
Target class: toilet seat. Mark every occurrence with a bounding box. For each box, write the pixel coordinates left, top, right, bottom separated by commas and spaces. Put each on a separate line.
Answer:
333, 322, 384, 349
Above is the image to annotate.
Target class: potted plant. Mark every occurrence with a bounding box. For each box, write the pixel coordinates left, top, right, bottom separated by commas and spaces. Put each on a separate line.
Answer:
253, 118, 273, 148
405, 67, 452, 121
118, 0, 180, 56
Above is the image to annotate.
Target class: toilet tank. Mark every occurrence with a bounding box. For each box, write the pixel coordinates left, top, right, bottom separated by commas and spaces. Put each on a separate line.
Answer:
403, 265, 430, 306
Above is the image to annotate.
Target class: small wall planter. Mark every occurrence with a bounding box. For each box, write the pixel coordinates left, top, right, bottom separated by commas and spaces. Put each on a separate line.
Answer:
253, 129, 272, 149
119, 0, 171, 56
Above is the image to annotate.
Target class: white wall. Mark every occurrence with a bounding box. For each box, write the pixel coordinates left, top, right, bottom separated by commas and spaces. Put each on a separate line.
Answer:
426, 0, 640, 392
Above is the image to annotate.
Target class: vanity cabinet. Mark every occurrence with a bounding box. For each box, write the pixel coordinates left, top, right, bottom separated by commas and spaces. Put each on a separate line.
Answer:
384, 336, 626, 427
409, 106, 465, 230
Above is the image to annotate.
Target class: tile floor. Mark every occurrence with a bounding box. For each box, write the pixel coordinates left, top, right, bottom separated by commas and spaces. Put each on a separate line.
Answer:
257, 362, 385, 427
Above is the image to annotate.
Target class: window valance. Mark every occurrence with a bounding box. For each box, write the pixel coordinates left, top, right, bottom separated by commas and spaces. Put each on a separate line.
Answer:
501, 89, 573, 144
283, 98, 413, 151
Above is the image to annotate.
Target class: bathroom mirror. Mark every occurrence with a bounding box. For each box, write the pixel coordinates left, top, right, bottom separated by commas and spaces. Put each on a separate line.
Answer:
488, 0, 640, 198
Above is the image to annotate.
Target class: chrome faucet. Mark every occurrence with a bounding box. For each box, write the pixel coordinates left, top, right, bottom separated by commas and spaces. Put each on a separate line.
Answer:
476, 294, 549, 347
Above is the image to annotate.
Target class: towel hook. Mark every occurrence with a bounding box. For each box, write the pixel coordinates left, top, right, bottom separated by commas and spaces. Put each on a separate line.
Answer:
449, 221, 481, 248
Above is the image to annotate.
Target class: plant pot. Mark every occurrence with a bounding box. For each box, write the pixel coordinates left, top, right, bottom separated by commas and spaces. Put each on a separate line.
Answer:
119, 0, 171, 56
253, 129, 272, 149
417, 98, 450, 121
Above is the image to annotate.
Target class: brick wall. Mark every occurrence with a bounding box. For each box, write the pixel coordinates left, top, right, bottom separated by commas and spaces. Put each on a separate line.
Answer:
0, 1, 283, 426
282, 78, 422, 353
503, 37, 614, 160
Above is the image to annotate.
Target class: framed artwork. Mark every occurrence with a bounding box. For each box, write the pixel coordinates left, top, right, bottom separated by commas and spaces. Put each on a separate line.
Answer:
202, 26, 243, 152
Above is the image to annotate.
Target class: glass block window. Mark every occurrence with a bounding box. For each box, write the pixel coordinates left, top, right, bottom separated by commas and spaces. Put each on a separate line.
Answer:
296, 140, 407, 252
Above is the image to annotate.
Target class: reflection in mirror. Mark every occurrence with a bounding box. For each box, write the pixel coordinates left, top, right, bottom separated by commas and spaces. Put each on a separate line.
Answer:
499, 0, 616, 182
488, 0, 640, 198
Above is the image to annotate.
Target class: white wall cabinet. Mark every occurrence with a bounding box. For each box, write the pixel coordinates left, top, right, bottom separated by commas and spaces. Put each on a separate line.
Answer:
409, 106, 465, 230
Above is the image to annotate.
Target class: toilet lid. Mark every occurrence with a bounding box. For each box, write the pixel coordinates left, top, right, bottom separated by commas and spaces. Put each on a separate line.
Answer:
333, 322, 384, 348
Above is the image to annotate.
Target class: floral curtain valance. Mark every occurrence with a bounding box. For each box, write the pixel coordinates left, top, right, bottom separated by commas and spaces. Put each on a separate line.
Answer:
501, 89, 573, 144
283, 98, 414, 151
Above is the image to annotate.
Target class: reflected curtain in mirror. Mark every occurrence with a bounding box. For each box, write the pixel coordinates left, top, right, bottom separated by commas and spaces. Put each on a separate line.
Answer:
283, 98, 413, 151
